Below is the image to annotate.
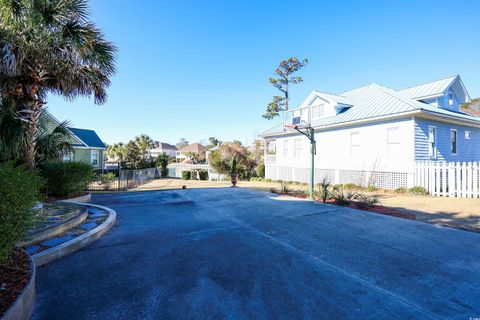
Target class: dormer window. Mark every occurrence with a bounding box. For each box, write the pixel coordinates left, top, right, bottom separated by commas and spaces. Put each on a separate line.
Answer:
311, 104, 325, 119
448, 93, 454, 106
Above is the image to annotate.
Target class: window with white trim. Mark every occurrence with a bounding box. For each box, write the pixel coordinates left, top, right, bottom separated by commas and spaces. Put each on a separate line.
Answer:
428, 126, 436, 158
387, 127, 400, 144
91, 149, 99, 166
63, 152, 73, 162
448, 93, 454, 106
311, 104, 325, 119
350, 132, 360, 156
451, 129, 457, 155
386, 127, 400, 156
465, 131, 472, 140
293, 139, 302, 158
283, 140, 289, 157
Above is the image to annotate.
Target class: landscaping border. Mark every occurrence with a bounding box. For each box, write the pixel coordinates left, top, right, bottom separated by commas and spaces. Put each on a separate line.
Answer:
32, 203, 116, 267
62, 192, 91, 203
20, 206, 89, 247
1, 251, 35, 320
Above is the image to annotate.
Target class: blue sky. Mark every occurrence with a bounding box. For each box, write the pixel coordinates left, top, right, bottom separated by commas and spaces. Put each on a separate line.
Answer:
47, 0, 480, 146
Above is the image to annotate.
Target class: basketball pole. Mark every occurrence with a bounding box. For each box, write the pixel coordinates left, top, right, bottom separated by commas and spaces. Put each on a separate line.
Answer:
294, 126, 316, 200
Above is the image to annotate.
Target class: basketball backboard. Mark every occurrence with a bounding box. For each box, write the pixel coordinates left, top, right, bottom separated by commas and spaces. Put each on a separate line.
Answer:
284, 106, 311, 131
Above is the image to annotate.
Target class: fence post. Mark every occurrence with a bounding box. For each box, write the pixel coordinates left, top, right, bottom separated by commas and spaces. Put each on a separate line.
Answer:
473, 162, 479, 198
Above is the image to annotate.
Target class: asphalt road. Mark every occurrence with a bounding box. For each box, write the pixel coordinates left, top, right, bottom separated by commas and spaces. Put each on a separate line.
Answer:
33, 188, 480, 319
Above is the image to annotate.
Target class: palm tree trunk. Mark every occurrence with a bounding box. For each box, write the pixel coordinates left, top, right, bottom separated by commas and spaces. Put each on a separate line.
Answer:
25, 100, 42, 168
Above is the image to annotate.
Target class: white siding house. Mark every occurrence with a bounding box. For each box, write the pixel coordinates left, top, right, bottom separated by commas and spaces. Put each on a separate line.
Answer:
261, 75, 480, 189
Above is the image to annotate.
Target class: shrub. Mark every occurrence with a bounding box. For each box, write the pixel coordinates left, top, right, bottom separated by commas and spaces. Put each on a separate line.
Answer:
408, 186, 428, 195
332, 187, 358, 206
40, 161, 93, 198
280, 181, 290, 194
255, 163, 265, 178
355, 193, 381, 209
0, 163, 44, 262
198, 170, 208, 181
395, 187, 407, 194
265, 179, 273, 183
182, 171, 191, 180
366, 185, 377, 192
230, 155, 238, 174
317, 177, 331, 203
97, 172, 116, 190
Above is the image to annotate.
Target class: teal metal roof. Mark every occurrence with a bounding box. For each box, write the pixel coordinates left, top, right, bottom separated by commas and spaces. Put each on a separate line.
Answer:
68, 128, 107, 149
398, 75, 457, 100
261, 78, 480, 137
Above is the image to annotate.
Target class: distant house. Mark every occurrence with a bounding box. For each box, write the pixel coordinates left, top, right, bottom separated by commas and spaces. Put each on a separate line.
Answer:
45, 112, 107, 170
260, 75, 480, 189
149, 142, 177, 158
176, 143, 206, 163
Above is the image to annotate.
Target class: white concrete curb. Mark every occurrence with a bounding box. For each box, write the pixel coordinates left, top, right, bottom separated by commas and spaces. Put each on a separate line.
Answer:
62, 192, 91, 203
20, 207, 89, 247
32, 203, 116, 267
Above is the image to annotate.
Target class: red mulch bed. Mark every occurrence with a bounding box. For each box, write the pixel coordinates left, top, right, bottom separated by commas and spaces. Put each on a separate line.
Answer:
0, 249, 31, 316
347, 202, 416, 220
277, 192, 416, 220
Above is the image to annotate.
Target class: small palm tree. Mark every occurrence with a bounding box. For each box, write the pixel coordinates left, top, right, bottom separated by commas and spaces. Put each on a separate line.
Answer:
134, 134, 154, 160
0, 101, 73, 163
107, 142, 127, 165
0, 0, 116, 167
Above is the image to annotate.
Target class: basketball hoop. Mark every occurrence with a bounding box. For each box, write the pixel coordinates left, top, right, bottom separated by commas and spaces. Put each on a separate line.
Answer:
284, 124, 298, 131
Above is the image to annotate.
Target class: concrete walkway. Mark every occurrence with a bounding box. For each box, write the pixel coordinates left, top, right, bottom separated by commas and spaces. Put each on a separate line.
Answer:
33, 188, 480, 319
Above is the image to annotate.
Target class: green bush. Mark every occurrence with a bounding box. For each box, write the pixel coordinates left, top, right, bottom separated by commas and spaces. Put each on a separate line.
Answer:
0, 163, 44, 262
97, 172, 116, 190
255, 163, 265, 178
198, 170, 208, 181
40, 161, 93, 197
408, 186, 428, 195
182, 171, 191, 180
395, 187, 407, 194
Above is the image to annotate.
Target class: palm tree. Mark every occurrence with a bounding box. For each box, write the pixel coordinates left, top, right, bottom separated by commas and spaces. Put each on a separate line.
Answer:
107, 142, 127, 165
0, 101, 73, 163
134, 134, 154, 160
0, 0, 116, 167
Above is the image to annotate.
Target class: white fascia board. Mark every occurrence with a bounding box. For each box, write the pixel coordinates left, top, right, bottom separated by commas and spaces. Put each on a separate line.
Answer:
261, 110, 422, 138
417, 110, 480, 128
261, 108, 480, 139
44, 111, 87, 147
73, 146, 107, 150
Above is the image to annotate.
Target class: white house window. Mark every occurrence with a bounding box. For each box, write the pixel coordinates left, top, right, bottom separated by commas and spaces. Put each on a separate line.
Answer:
283, 140, 289, 157
448, 93, 454, 106
91, 150, 99, 166
311, 104, 325, 119
451, 129, 457, 155
387, 127, 400, 144
63, 152, 73, 162
465, 131, 472, 140
293, 139, 302, 158
428, 126, 436, 158
350, 132, 360, 156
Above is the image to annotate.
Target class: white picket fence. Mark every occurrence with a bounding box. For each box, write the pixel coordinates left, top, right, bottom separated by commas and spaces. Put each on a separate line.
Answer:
415, 161, 480, 198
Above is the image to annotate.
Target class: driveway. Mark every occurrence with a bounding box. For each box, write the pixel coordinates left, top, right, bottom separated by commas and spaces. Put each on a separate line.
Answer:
34, 188, 480, 319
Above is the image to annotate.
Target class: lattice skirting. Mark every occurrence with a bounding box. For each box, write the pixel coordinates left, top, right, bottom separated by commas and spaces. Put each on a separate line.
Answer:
266, 165, 410, 189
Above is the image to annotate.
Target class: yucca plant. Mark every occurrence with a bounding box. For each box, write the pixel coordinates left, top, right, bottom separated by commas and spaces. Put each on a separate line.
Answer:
0, 0, 116, 167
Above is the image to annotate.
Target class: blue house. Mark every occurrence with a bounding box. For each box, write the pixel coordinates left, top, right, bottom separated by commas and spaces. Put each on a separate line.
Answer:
261, 75, 480, 189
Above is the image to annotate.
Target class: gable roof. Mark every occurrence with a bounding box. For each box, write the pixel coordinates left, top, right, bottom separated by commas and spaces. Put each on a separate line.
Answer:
398, 75, 457, 100
154, 142, 177, 150
68, 128, 107, 149
261, 76, 480, 138
178, 143, 206, 153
